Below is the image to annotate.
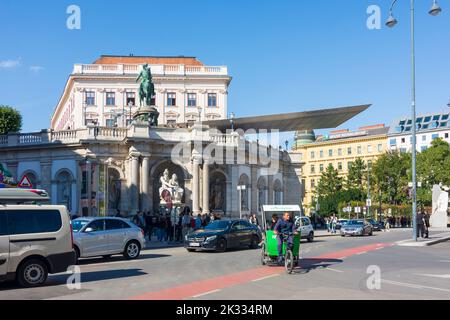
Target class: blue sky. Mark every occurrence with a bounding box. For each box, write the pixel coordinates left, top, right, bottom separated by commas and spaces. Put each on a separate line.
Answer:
0, 0, 449, 145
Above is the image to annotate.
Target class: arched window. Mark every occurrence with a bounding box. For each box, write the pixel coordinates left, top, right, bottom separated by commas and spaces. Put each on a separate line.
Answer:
56, 170, 73, 212
273, 180, 283, 205
238, 174, 250, 212
257, 177, 268, 213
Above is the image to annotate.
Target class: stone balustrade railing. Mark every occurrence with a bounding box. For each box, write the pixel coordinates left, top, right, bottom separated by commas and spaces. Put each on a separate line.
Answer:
73, 64, 228, 76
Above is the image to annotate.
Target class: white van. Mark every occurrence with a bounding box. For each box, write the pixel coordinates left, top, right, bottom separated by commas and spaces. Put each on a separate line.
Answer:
0, 189, 76, 287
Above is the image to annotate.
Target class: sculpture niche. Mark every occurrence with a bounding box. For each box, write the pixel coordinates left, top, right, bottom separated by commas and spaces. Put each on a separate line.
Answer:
134, 64, 160, 127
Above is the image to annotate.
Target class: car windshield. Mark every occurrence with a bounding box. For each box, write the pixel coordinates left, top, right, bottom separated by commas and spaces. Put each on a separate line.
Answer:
72, 219, 90, 232
204, 221, 230, 230
347, 220, 364, 226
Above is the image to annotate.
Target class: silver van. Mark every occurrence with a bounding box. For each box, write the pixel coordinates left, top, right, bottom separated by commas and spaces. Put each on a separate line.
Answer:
0, 189, 76, 287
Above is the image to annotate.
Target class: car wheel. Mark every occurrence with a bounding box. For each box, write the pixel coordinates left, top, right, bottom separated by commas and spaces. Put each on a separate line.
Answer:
17, 259, 48, 288
123, 241, 141, 260
249, 235, 259, 249
216, 238, 227, 252
307, 232, 314, 243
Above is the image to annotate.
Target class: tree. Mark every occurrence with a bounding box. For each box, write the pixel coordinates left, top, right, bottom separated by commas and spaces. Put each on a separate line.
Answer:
0, 105, 22, 135
346, 157, 367, 201
315, 164, 344, 216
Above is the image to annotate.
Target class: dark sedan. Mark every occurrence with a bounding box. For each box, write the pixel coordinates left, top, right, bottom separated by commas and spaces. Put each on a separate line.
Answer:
185, 219, 262, 252
367, 219, 384, 231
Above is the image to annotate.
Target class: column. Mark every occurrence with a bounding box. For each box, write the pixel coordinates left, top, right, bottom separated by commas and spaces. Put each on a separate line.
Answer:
141, 156, 150, 211
202, 159, 210, 214
192, 157, 201, 215
130, 153, 140, 215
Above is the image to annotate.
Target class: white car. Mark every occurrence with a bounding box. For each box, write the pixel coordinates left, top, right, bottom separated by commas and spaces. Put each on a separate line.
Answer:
72, 217, 146, 262
295, 216, 314, 242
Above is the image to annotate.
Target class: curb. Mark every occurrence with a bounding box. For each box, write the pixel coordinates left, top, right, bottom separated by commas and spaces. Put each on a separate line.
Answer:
396, 232, 450, 247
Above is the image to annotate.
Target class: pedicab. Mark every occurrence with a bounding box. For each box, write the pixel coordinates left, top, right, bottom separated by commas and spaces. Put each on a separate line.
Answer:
259, 205, 302, 274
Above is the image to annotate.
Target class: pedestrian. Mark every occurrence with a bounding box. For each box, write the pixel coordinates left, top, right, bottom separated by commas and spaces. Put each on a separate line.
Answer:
205, 213, 211, 225
144, 211, 153, 241
330, 215, 337, 234
269, 214, 279, 231
416, 211, 426, 238
182, 208, 191, 241
176, 212, 183, 242
165, 215, 173, 242
195, 214, 202, 230
133, 211, 146, 231
385, 218, 390, 232
423, 210, 431, 239
115, 209, 121, 217
325, 217, 330, 233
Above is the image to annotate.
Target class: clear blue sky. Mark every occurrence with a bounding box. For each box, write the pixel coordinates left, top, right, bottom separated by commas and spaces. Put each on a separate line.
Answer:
0, 0, 449, 144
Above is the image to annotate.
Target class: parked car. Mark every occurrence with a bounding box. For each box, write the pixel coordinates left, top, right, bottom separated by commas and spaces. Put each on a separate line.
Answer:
295, 216, 314, 242
72, 217, 146, 262
336, 219, 348, 230
0, 189, 76, 288
341, 220, 373, 237
185, 219, 261, 252
367, 219, 384, 231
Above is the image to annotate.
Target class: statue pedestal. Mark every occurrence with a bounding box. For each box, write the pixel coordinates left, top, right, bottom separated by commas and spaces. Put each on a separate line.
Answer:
431, 185, 449, 228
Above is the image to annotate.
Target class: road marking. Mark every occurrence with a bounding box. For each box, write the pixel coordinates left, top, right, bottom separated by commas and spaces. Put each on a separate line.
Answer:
325, 267, 344, 273
192, 289, 221, 298
382, 279, 450, 293
437, 260, 450, 263
356, 251, 367, 255
415, 274, 450, 279
251, 274, 280, 282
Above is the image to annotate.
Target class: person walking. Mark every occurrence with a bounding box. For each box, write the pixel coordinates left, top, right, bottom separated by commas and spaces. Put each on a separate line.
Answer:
416, 211, 426, 239
325, 217, 330, 233
195, 214, 202, 230
423, 210, 431, 239
330, 215, 337, 234
182, 210, 191, 241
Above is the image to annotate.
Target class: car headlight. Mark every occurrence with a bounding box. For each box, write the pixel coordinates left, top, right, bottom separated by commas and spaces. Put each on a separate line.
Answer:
206, 235, 217, 242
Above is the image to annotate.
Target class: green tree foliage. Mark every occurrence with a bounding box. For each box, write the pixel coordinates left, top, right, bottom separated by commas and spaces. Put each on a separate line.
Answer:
315, 164, 344, 216
0, 105, 22, 135
346, 157, 367, 201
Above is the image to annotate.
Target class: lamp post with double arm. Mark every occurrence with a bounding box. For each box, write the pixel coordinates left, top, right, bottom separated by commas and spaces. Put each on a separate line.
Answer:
385, 0, 442, 241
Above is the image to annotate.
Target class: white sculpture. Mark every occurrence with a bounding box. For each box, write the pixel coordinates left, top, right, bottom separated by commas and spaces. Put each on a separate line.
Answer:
430, 184, 449, 228
159, 169, 184, 204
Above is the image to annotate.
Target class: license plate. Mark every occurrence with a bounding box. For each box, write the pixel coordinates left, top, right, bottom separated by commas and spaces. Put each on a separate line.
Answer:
190, 242, 200, 247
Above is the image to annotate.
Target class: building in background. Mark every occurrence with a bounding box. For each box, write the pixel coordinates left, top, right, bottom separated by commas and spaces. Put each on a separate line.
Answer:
388, 111, 450, 153
292, 124, 389, 215
51, 55, 231, 130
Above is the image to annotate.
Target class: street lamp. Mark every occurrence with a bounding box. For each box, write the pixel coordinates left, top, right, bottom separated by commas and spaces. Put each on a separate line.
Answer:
385, 0, 442, 241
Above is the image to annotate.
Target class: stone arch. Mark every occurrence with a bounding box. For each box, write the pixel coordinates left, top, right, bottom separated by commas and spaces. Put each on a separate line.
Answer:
151, 160, 187, 212
273, 179, 283, 205
257, 176, 268, 212
107, 167, 122, 213
55, 169, 75, 212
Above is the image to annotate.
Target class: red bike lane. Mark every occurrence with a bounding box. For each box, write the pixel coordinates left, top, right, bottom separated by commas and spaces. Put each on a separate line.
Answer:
128, 242, 394, 300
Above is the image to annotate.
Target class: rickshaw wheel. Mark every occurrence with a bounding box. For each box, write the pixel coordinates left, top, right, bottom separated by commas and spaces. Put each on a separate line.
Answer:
260, 243, 267, 265
285, 250, 294, 274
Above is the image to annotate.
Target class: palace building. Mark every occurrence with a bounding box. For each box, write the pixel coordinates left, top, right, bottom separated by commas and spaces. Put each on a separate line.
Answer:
0, 55, 369, 218
292, 124, 389, 214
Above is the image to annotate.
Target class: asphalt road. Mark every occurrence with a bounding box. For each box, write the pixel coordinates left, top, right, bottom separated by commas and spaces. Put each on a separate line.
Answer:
1, 229, 449, 300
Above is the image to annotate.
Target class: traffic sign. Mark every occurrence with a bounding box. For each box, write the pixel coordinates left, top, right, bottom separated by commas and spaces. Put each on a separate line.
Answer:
18, 175, 33, 188
366, 199, 372, 207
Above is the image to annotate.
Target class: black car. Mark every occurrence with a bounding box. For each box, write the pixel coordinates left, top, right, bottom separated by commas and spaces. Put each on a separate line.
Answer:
185, 219, 261, 252
367, 219, 384, 231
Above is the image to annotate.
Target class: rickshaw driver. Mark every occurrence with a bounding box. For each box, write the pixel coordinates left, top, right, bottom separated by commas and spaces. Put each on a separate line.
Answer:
273, 212, 298, 263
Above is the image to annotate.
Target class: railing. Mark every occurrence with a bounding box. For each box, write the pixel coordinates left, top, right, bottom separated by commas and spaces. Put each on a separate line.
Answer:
19, 133, 43, 144
73, 64, 228, 76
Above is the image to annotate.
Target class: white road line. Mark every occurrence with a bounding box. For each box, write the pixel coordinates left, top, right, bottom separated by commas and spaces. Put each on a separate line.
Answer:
375, 247, 384, 250
415, 274, 450, 279
437, 260, 450, 263
382, 280, 450, 293
325, 267, 344, 273
251, 274, 280, 282
192, 289, 221, 298
356, 251, 367, 255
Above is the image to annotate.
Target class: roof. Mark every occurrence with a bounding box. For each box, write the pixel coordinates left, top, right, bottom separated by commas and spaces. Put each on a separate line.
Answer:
93, 55, 204, 66
0, 189, 50, 203
203, 104, 371, 133
388, 110, 450, 135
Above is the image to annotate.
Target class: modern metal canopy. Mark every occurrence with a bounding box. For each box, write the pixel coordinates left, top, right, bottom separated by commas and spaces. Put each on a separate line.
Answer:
202, 104, 371, 133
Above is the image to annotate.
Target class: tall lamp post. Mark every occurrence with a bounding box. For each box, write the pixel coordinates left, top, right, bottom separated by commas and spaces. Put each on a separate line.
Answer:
386, 0, 442, 241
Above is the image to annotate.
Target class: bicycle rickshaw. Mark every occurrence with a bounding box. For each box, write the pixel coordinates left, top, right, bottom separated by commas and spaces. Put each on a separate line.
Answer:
260, 205, 302, 274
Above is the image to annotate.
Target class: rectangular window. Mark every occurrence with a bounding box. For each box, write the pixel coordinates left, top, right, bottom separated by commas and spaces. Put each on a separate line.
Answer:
445, 133, 449, 139
357, 146, 362, 155
126, 92, 136, 106
320, 150, 324, 158
400, 148, 407, 153
106, 119, 116, 127
338, 162, 343, 171
328, 149, 333, 157
310, 151, 315, 159
390, 139, 397, 146
106, 92, 115, 106
432, 134, 439, 140
421, 146, 428, 152
348, 162, 353, 170
319, 164, 324, 172
85, 91, 95, 105
187, 93, 197, 107
207, 93, 217, 107
401, 138, 406, 143
347, 147, 352, 155
167, 93, 176, 106
6, 210, 62, 235
310, 165, 315, 174
310, 179, 315, 188
367, 145, 373, 153
378, 144, 383, 152
338, 148, 342, 156
422, 135, 427, 142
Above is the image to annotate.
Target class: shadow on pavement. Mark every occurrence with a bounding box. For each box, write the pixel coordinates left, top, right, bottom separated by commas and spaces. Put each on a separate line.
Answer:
77, 253, 171, 265
0, 268, 147, 291
294, 258, 343, 275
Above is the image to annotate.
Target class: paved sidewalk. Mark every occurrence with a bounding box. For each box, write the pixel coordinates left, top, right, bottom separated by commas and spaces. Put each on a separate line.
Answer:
396, 228, 450, 247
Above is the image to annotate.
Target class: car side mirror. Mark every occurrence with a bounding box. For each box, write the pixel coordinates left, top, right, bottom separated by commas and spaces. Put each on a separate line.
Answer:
84, 227, 94, 233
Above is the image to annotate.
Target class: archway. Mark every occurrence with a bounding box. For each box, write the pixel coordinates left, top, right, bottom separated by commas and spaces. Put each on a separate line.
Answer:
257, 176, 268, 213
151, 160, 186, 212
107, 168, 121, 213
238, 174, 250, 213
273, 179, 283, 205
